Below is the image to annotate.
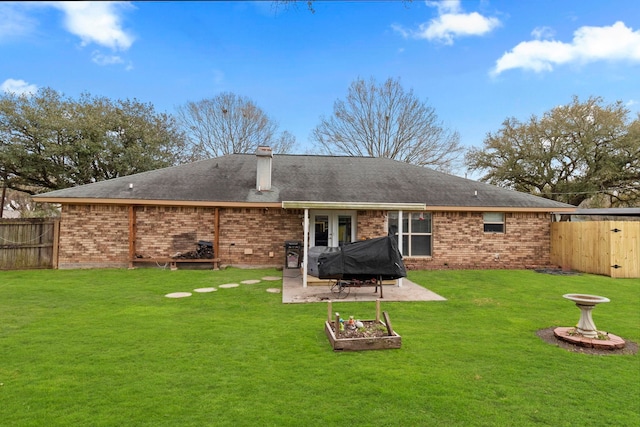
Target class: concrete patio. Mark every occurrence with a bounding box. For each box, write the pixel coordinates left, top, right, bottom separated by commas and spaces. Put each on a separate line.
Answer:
281, 268, 447, 304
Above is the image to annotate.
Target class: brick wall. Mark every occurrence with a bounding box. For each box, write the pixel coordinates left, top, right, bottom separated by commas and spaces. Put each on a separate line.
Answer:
135, 206, 215, 259
58, 204, 129, 268
218, 207, 303, 267
403, 211, 551, 270
57, 204, 551, 270
356, 210, 387, 240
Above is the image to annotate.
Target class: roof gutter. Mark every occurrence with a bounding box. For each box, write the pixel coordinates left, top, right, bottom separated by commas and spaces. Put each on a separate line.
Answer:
427, 206, 576, 213
34, 197, 576, 213
554, 208, 640, 216
281, 201, 427, 211
32, 197, 281, 208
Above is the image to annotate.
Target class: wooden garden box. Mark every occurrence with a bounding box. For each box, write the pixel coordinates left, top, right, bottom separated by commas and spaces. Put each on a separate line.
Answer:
324, 300, 402, 352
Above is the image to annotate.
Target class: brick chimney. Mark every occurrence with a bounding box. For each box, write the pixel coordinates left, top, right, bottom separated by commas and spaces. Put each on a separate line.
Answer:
255, 146, 273, 191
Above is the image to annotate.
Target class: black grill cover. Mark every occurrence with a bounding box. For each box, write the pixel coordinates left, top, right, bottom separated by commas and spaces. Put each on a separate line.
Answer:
317, 236, 407, 280
307, 246, 341, 277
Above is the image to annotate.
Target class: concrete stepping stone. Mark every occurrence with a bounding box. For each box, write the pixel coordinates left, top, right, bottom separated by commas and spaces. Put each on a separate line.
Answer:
218, 283, 239, 288
165, 292, 192, 298
194, 287, 217, 293
241, 279, 261, 284
262, 276, 281, 281
266, 288, 281, 294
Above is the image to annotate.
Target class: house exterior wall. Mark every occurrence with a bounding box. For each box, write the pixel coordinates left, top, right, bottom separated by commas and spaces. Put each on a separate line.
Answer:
58, 204, 130, 269
135, 206, 215, 259
57, 204, 304, 269
217, 207, 303, 267
56, 205, 552, 270
356, 210, 387, 240
403, 211, 551, 270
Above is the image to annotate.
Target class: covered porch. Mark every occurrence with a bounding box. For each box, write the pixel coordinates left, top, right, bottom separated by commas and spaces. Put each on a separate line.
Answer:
282, 200, 428, 289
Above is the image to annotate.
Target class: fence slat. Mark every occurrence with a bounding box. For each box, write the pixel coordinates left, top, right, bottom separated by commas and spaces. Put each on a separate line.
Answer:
0, 218, 58, 270
551, 221, 640, 278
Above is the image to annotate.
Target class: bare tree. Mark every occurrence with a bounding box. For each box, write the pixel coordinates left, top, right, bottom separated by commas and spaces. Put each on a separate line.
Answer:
311, 77, 462, 171
176, 92, 296, 159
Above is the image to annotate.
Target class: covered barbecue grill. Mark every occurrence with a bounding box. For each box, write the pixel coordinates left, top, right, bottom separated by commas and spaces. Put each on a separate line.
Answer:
317, 236, 406, 298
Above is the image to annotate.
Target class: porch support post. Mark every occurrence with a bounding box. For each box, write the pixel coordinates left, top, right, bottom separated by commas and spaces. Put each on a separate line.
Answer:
52, 218, 60, 269
128, 205, 136, 269
303, 208, 309, 288
214, 207, 220, 270
397, 210, 403, 287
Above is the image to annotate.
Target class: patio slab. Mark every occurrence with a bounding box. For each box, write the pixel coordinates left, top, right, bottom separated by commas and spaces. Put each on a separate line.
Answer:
281, 268, 446, 304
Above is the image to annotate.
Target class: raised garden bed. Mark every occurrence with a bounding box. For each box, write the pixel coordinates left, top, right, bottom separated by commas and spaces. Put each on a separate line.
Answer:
324, 301, 402, 351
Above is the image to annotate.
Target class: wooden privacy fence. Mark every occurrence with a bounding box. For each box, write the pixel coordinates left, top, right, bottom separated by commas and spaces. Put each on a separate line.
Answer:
550, 221, 640, 278
0, 218, 59, 270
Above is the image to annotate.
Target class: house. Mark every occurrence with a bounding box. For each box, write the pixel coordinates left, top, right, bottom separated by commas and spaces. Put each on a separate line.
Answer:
34, 146, 576, 283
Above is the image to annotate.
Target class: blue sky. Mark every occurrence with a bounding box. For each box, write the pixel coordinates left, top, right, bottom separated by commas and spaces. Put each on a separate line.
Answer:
2, 0, 640, 172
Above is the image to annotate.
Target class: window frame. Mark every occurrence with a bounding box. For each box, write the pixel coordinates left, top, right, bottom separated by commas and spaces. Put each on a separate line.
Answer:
388, 211, 432, 257
483, 212, 505, 233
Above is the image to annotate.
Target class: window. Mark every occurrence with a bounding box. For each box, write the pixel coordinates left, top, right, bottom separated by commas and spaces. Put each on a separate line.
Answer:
483, 212, 505, 233
388, 212, 432, 256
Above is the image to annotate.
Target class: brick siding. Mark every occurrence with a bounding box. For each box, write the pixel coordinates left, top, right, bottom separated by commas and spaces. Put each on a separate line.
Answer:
135, 206, 215, 259
58, 204, 130, 268
402, 211, 551, 270
57, 205, 551, 270
57, 204, 303, 269
218, 207, 303, 267
356, 210, 387, 240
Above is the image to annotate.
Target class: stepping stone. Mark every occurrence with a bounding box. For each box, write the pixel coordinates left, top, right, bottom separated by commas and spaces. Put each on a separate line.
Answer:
266, 288, 281, 293
219, 283, 239, 288
194, 287, 217, 293
262, 276, 281, 281
241, 279, 261, 284
165, 292, 192, 298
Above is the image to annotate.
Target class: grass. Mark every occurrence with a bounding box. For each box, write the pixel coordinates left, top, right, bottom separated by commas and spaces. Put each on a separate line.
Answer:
0, 267, 638, 427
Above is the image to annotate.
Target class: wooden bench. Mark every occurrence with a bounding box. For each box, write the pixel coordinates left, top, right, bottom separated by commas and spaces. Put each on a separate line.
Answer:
130, 258, 221, 270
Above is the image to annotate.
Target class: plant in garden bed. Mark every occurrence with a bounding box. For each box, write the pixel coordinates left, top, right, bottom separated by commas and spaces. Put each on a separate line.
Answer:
330, 320, 388, 338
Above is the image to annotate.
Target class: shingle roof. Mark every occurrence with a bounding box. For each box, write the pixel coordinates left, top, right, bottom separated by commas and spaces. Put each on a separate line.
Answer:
34, 153, 575, 210
567, 208, 640, 216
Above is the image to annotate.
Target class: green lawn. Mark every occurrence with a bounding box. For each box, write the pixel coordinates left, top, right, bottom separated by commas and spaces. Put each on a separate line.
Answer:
1, 268, 638, 427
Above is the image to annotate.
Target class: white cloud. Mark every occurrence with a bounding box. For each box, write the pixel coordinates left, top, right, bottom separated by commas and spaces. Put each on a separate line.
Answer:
394, 0, 500, 45
531, 26, 554, 40
391, 23, 409, 39
0, 3, 37, 40
1, 79, 38, 96
493, 21, 640, 75
418, 11, 501, 44
91, 50, 124, 66
426, 0, 461, 15
51, 1, 135, 50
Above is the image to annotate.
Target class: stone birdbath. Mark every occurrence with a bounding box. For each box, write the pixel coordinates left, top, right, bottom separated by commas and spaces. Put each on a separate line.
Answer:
553, 293, 626, 350
562, 293, 610, 338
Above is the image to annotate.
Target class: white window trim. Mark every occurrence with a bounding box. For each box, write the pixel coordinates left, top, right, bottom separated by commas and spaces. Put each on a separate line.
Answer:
394, 211, 432, 257
483, 212, 505, 233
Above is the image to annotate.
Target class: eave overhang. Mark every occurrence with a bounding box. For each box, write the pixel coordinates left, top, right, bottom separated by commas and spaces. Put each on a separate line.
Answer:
427, 206, 576, 213
281, 201, 427, 211
32, 197, 281, 208
34, 197, 576, 213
